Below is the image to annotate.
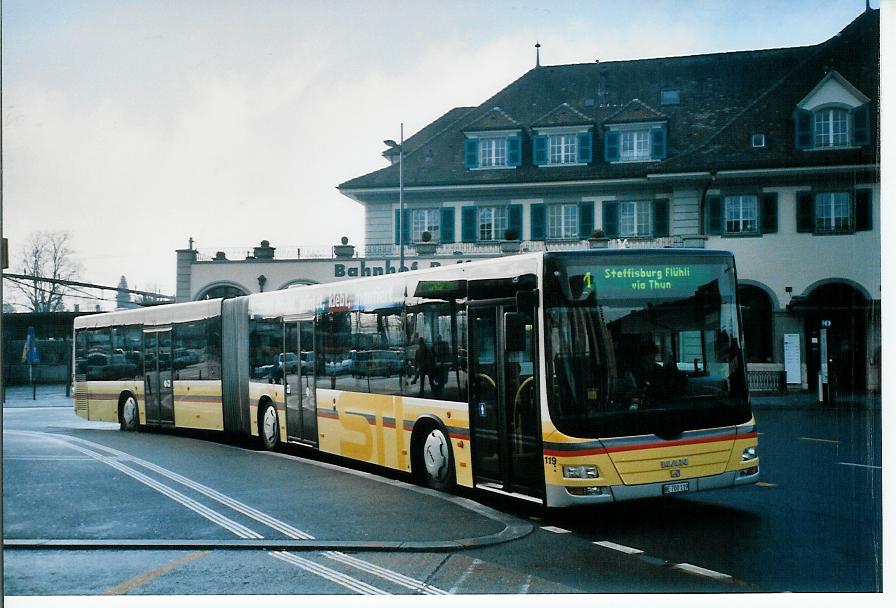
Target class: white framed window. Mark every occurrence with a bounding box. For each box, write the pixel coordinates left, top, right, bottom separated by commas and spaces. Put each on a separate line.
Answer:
618, 201, 652, 236
815, 192, 851, 232
478, 206, 508, 241
411, 209, 440, 242
724, 195, 759, 234
547, 203, 579, 239
752, 133, 766, 148
479, 137, 507, 168
620, 130, 651, 161
814, 108, 849, 148
548, 133, 577, 165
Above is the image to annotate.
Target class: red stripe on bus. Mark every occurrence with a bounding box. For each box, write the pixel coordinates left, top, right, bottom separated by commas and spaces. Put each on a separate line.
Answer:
543, 447, 607, 457
543, 433, 747, 458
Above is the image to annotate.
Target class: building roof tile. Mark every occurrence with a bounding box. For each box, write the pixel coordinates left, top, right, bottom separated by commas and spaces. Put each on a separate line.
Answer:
340, 9, 878, 194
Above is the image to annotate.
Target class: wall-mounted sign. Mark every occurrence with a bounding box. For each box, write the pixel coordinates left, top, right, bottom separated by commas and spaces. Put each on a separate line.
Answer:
784, 333, 801, 384
334, 259, 447, 278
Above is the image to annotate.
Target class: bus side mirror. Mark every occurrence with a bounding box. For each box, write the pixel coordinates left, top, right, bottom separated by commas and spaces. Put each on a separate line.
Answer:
516, 289, 539, 311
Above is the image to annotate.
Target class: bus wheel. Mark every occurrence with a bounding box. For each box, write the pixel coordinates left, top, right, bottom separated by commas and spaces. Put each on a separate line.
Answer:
420, 427, 455, 491
120, 396, 138, 432
259, 403, 280, 451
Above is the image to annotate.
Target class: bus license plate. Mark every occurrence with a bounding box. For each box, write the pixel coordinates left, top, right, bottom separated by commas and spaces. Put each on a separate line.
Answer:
662, 481, 690, 495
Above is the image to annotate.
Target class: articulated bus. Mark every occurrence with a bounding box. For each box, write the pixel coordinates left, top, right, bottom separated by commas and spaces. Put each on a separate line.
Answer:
73, 249, 758, 507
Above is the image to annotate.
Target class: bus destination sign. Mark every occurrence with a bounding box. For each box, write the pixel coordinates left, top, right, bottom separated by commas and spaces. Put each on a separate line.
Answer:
592, 264, 716, 294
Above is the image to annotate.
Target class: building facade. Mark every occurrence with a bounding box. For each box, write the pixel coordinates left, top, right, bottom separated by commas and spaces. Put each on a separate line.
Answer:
177, 9, 880, 394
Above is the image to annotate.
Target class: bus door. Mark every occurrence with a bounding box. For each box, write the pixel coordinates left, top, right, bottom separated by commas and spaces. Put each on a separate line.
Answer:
285, 318, 318, 445
143, 327, 174, 428
469, 301, 542, 500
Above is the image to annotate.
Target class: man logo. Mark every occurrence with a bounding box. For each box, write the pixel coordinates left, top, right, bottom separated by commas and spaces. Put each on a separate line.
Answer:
661, 458, 688, 468
670, 470, 681, 478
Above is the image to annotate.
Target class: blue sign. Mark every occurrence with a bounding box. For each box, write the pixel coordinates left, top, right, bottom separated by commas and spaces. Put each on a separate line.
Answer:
22, 327, 40, 365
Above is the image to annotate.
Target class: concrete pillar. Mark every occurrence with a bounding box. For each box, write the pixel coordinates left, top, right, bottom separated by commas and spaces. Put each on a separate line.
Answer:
176, 248, 197, 302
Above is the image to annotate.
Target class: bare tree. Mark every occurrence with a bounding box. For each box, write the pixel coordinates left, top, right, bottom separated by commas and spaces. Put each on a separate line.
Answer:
10, 231, 82, 312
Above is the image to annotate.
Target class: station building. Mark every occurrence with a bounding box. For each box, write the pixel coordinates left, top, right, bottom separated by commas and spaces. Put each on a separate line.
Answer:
176, 8, 880, 395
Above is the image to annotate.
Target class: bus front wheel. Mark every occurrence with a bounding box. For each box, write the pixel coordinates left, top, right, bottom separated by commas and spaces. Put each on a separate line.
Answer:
259, 403, 280, 451
418, 427, 455, 492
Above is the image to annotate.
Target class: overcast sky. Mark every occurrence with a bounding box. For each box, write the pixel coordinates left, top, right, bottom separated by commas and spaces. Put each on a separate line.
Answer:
0, 0, 882, 305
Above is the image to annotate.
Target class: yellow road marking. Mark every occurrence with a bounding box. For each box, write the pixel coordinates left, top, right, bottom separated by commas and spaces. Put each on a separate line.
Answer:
799, 436, 839, 444
102, 551, 210, 595
756, 482, 777, 487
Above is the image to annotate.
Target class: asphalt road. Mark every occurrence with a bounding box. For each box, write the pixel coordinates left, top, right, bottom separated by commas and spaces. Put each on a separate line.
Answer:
1, 386, 884, 601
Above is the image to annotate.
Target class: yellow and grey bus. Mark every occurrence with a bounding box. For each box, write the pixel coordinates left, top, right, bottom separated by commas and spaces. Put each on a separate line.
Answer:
73, 249, 758, 507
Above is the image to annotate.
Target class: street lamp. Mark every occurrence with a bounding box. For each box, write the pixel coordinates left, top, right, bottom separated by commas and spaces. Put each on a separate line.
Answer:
384, 122, 404, 270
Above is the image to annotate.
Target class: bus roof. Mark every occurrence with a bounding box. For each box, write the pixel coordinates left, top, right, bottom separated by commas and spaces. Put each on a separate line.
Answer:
73, 299, 222, 330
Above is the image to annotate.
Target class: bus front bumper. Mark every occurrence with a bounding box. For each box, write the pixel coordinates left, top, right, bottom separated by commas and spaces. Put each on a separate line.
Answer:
545, 468, 760, 508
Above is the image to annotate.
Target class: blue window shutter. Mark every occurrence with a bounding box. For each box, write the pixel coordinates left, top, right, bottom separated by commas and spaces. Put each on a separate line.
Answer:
464, 139, 478, 168
761, 193, 778, 234
440, 207, 455, 243
394, 209, 401, 245
855, 189, 872, 231
795, 109, 812, 149
652, 199, 670, 237
852, 104, 871, 146
533, 134, 548, 166
530, 204, 546, 240
796, 191, 814, 233
650, 126, 667, 160
507, 135, 522, 167
602, 201, 619, 238
578, 202, 594, 239
705, 195, 722, 234
461, 206, 478, 242
604, 130, 620, 162
576, 132, 593, 164
508, 204, 523, 239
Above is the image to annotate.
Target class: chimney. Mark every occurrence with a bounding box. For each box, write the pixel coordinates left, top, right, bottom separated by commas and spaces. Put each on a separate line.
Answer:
253, 240, 276, 260
535, 42, 541, 68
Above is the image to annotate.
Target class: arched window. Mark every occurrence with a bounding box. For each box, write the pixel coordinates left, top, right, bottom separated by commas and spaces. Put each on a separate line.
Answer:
738, 285, 773, 363
196, 284, 248, 301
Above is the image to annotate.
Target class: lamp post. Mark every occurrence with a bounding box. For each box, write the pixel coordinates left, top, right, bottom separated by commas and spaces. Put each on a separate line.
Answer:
384, 123, 405, 270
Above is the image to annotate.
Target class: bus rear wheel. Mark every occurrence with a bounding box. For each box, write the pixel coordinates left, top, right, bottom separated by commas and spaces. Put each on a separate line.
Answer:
418, 427, 455, 491
259, 403, 280, 451
120, 395, 138, 432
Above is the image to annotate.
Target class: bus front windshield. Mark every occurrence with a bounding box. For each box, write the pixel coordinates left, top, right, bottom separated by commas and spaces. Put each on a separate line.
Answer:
544, 253, 751, 439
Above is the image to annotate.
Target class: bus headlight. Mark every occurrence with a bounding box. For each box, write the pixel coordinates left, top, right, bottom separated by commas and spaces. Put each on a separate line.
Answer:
741, 446, 757, 461
563, 465, 599, 479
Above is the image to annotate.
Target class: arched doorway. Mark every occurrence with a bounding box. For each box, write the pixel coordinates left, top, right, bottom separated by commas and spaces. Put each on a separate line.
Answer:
738, 284, 774, 363
802, 282, 868, 394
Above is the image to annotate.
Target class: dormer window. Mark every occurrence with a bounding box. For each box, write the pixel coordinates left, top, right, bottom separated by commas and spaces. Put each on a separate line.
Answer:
464, 131, 522, 169
604, 123, 667, 163
533, 129, 593, 166
752, 133, 766, 148
479, 137, 507, 167
549, 133, 578, 164
794, 70, 871, 150
814, 108, 849, 147
620, 129, 651, 161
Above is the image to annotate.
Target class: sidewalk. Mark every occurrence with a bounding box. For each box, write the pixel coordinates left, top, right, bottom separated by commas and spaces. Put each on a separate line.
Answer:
2, 383, 73, 408
751, 389, 881, 409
